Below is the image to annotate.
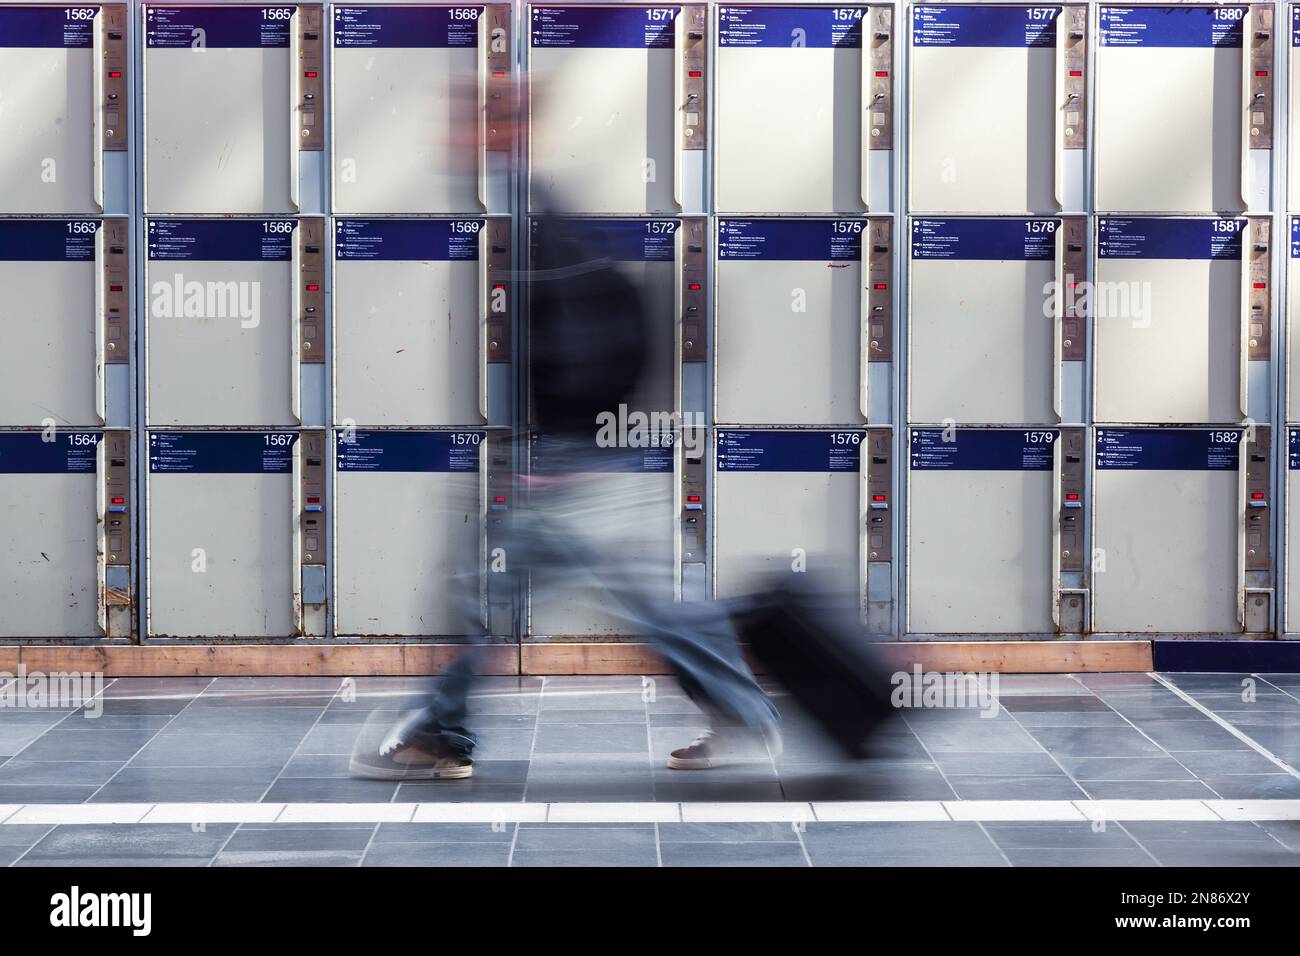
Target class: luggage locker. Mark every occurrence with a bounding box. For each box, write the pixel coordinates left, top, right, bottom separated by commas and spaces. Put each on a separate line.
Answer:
528, 4, 708, 214
714, 218, 891, 426
1095, 4, 1272, 213
146, 430, 302, 637
909, 4, 1087, 214
333, 430, 490, 637
1094, 216, 1270, 424
906, 427, 1081, 635
1092, 426, 1271, 633
144, 3, 324, 213
714, 4, 892, 214
0, 218, 130, 429
330, 4, 512, 215
0, 430, 131, 638
0, 3, 128, 214
146, 217, 326, 427
333, 217, 511, 428
1286, 428, 1300, 632
908, 217, 1087, 425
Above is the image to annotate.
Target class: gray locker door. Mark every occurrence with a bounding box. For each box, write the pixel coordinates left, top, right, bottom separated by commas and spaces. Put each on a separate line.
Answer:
144, 5, 294, 213
331, 6, 480, 214
528, 217, 677, 419
1094, 218, 1243, 424
0, 220, 100, 427
1292, 6, 1300, 208
529, 5, 677, 214
1095, 6, 1244, 212
1289, 218, 1300, 421
334, 431, 484, 636
527, 441, 675, 637
1288, 429, 1300, 632
147, 431, 295, 637
907, 428, 1056, 634
1092, 428, 1240, 633
0, 432, 101, 638
908, 218, 1056, 424
909, 5, 1059, 213
334, 219, 483, 427
715, 5, 867, 214
146, 219, 295, 427
715, 219, 866, 426
713, 430, 862, 600
0, 6, 98, 213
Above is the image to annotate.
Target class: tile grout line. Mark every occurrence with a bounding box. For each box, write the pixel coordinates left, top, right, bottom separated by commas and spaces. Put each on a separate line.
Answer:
0, 676, 120, 771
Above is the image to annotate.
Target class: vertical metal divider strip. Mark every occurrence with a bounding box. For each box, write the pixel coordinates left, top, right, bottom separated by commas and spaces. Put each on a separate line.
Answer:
1085, 0, 1098, 637
515, 0, 529, 651
706, 2, 717, 604
673, 223, 685, 602
93, 7, 105, 212
134, 1, 148, 641
290, 7, 301, 211
1274, 1, 1288, 636
895, 0, 907, 640
324, 4, 335, 640
95, 222, 107, 425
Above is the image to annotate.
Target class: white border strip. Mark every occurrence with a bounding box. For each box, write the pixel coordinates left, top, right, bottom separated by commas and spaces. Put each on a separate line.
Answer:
1, 800, 1299, 826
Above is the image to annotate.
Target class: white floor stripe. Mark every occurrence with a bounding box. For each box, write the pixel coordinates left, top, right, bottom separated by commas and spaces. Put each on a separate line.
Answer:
0, 800, 1299, 825
1148, 672, 1300, 780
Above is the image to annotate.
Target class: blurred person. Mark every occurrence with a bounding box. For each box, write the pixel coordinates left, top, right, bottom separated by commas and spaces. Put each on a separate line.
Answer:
351, 203, 781, 780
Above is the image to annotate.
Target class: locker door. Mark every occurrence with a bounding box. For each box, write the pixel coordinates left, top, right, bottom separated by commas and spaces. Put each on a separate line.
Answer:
1287, 429, 1300, 632
146, 219, 297, 426
146, 431, 296, 638
0, 432, 102, 637
1291, 6, 1300, 207
713, 430, 863, 601
527, 439, 675, 637
0, 5, 127, 213
1092, 427, 1257, 633
1096, 5, 1257, 213
715, 219, 878, 426
908, 218, 1059, 424
715, 4, 891, 214
1094, 217, 1247, 424
0, 220, 101, 427
910, 5, 1086, 214
331, 5, 511, 215
334, 430, 485, 636
144, 4, 323, 214
333, 219, 499, 428
1288, 218, 1300, 420
907, 428, 1056, 634
529, 4, 706, 214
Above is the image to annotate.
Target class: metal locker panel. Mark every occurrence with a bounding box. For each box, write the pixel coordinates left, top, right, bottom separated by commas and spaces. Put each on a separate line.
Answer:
0, 220, 100, 427
1092, 428, 1241, 632
1095, 6, 1245, 213
146, 431, 296, 638
715, 219, 866, 426
0, 432, 101, 637
908, 218, 1056, 424
528, 217, 677, 421
1288, 429, 1300, 632
906, 428, 1056, 634
0, 6, 99, 213
1291, 7, 1300, 208
715, 5, 868, 214
144, 5, 294, 213
909, 5, 1060, 214
333, 219, 483, 427
527, 440, 675, 637
146, 219, 296, 427
1289, 218, 1300, 421
1094, 218, 1243, 424
334, 431, 484, 636
331, 6, 481, 214
713, 430, 862, 600
529, 5, 677, 214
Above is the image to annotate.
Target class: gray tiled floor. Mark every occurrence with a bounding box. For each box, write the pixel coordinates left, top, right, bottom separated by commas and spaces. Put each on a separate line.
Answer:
0, 672, 1298, 866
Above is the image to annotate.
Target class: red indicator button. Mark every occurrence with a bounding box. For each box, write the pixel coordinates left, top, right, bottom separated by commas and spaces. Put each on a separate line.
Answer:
1066, 493, 1080, 501
872, 494, 886, 502
305, 284, 319, 292
492, 70, 505, 78
1256, 70, 1269, 77
1254, 282, 1266, 289
109, 284, 123, 292
305, 71, 318, 78
687, 495, 701, 503
1252, 492, 1265, 500
111, 497, 125, 505
689, 70, 702, 77
688, 283, 702, 291
875, 70, 888, 77
307, 496, 320, 504
494, 496, 507, 503
108, 71, 122, 78
1069, 70, 1082, 77
873, 283, 887, 290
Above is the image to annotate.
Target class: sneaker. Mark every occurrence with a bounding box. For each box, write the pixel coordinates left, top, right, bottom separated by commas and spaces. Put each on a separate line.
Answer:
666, 720, 784, 771
349, 716, 474, 781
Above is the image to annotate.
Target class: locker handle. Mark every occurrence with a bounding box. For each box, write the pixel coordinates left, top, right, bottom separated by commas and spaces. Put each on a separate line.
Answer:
1050, 435, 1063, 629
476, 11, 490, 212
1238, 222, 1251, 419
1051, 10, 1066, 212
291, 435, 305, 636
288, 9, 301, 212
94, 434, 108, 635
672, 11, 685, 212
1235, 430, 1249, 629
290, 228, 303, 424
91, 9, 104, 212
477, 225, 490, 422
1051, 221, 1064, 422
93, 223, 106, 426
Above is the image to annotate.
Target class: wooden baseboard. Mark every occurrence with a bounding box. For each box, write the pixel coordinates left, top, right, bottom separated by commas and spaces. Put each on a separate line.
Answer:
0, 640, 1152, 677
